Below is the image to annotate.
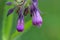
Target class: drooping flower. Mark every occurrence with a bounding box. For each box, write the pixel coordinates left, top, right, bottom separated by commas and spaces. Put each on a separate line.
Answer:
17, 15, 24, 32
32, 10, 42, 26
6, 0, 43, 32
16, 7, 24, 32
30, 3, 42, 26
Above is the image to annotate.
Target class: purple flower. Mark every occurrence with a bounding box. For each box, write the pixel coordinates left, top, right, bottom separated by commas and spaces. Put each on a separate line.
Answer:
17, 8, 24, 32
7, 8, 14, 16
32, 10, 42, 26
7, 0, 43, 32
17, 15, 24, 32
30, 4, 42, 26
6, 2, 12, 5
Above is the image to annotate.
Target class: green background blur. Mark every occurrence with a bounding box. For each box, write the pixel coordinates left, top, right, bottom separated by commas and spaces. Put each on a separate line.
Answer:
0, 0, 60, 40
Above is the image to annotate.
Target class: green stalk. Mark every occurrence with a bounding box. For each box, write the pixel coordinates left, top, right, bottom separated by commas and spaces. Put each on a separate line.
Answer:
2, 0, 14, 40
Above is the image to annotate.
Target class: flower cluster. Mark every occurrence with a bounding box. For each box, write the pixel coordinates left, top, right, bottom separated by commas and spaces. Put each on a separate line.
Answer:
6, 0, 43, 32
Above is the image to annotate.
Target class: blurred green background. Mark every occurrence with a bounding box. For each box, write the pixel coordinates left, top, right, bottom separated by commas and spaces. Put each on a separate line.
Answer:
0, 0, 60, 40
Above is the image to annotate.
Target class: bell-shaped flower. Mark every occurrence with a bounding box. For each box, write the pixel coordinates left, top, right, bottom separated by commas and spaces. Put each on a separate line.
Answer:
30, 4, 42, 26
17, 15, 24, 32
32, 10, 42, 26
